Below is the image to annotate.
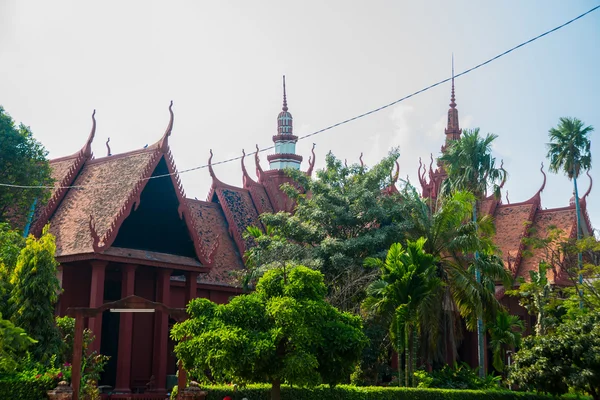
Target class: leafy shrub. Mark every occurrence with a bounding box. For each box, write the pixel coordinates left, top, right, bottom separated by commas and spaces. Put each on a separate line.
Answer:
0, 371, 56, 400
414, 363, 501, 390
198, 383, 557, 400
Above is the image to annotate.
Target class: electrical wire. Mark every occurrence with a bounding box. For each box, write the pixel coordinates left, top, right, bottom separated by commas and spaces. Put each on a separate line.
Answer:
1, 4, 598, 191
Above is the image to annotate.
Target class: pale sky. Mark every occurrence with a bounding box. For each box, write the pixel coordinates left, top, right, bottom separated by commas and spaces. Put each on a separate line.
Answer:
1, 1, 599, 226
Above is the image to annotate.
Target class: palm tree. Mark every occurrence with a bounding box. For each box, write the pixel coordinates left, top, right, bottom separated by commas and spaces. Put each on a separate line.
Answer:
546, 117, 594, 306
487, 310, 523, 373
362, 238, 441, 387
402, 189, 511, 366
438, 128, 507, 377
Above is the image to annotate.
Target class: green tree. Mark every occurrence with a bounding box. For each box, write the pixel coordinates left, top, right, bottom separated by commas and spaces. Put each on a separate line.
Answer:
487, 310, 523, 373
244, 149, 407, 312
172, 266, 367, 400
508, 262, 553, 336
439, 128, 507, 377
362, 239, 442, 387
509, 310, 600, 400
0, 106, 53, 227
0, 223, 25, 318
403, 189, 511, 365
0, 312, 36, 373
9, 226, 61, 363
546, 117, 594, 306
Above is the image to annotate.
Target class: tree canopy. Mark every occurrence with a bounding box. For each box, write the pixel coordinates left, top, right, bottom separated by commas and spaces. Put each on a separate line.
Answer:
0, 106, 53, 228
509, 310, 600, 400
172, 266, 367, 400
546, 117, 593, 180
244, 149, 408, 312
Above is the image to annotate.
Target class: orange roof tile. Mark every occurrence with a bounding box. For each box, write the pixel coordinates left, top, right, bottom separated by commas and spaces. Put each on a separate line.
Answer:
517, 207, 576, 283
493, 202, 537, 277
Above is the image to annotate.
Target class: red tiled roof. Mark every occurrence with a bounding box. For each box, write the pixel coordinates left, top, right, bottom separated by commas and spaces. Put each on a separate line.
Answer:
49, 148, 160, 257
517, 207, 576, 283
493, 202, 537, 277
186, 199, 244, 285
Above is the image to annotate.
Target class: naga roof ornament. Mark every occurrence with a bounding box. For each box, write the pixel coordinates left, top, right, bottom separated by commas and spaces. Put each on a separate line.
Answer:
158, 101, 174, 153
82, 110, 96, 158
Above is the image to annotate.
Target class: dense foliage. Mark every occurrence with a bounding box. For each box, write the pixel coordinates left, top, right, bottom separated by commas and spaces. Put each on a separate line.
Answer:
195, 383, 558, 400
362, 239, 441, 387
244, 150, 407, 312
0, 105, 53, 227
0, 314, 36, 373
8, 225, 61, 364
509, 310, 600, 400
0, 372, 56, 400
172, 266, 368, 400
414, 363, 501, 390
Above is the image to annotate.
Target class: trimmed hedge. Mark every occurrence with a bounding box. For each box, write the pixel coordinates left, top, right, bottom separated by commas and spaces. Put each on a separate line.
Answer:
201, 384, 560, 400
0, 375, 54, 400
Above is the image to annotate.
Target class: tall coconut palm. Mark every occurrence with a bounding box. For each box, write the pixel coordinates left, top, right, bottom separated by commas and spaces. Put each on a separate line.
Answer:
546, 117, 594, 306
487, 310, 523, 373
438, 128, 507, 377
402, 188, 511, 366
362, 238, 441, 387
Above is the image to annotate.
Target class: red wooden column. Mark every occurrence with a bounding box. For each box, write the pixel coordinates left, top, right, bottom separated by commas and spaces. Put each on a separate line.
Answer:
71, 312, 85, 400
152, 268, 172, 393
185, 271, 198, 304
88, 260, 107, 353
114, 264, 137, 393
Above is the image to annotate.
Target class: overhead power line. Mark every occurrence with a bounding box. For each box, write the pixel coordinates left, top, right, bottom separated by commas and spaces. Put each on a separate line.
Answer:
1, 4, 599, 191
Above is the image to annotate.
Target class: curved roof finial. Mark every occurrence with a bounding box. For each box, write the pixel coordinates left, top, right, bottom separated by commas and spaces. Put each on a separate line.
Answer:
505, 190, 510, 204
106, 137, 111, 157
582, 169, 593, 201
208, 149, 216, 179
429, 153, 434, 179
499, 160, 507, 189
418, 157, 426, 186
359, 152, 364, 168
306, 143, 316, 176
391, 158, 400, 185
241, 149, 257, 186
255, 144, 264, 181
82, 109, 96, 158
282, 75, 288, 112
158, 101, 174, 153
538, 162, 547, 193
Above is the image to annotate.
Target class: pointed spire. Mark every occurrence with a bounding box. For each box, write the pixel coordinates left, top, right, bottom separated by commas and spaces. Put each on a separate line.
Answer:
444, 55, 461, 145
282, 75, 288, 112
450, 54, 456, 109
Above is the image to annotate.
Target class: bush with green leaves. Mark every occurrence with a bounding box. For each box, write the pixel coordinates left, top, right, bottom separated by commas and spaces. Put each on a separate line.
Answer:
9, 225, 62, 364
509, 310, 600, 399
413, 363, 501, 390
196, 383, 558, 400
172, 266, 368, 400
0, 313, 36, 373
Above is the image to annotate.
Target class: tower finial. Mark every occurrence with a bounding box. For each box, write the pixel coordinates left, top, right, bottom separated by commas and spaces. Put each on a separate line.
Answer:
450, 54, 456, 109
282, 75, 288, 112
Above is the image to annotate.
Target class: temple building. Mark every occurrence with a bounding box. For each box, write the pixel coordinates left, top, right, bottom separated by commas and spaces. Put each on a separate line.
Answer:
30, 77, 314, 394
30, 74, 592, 392
417, 71, 593, 365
